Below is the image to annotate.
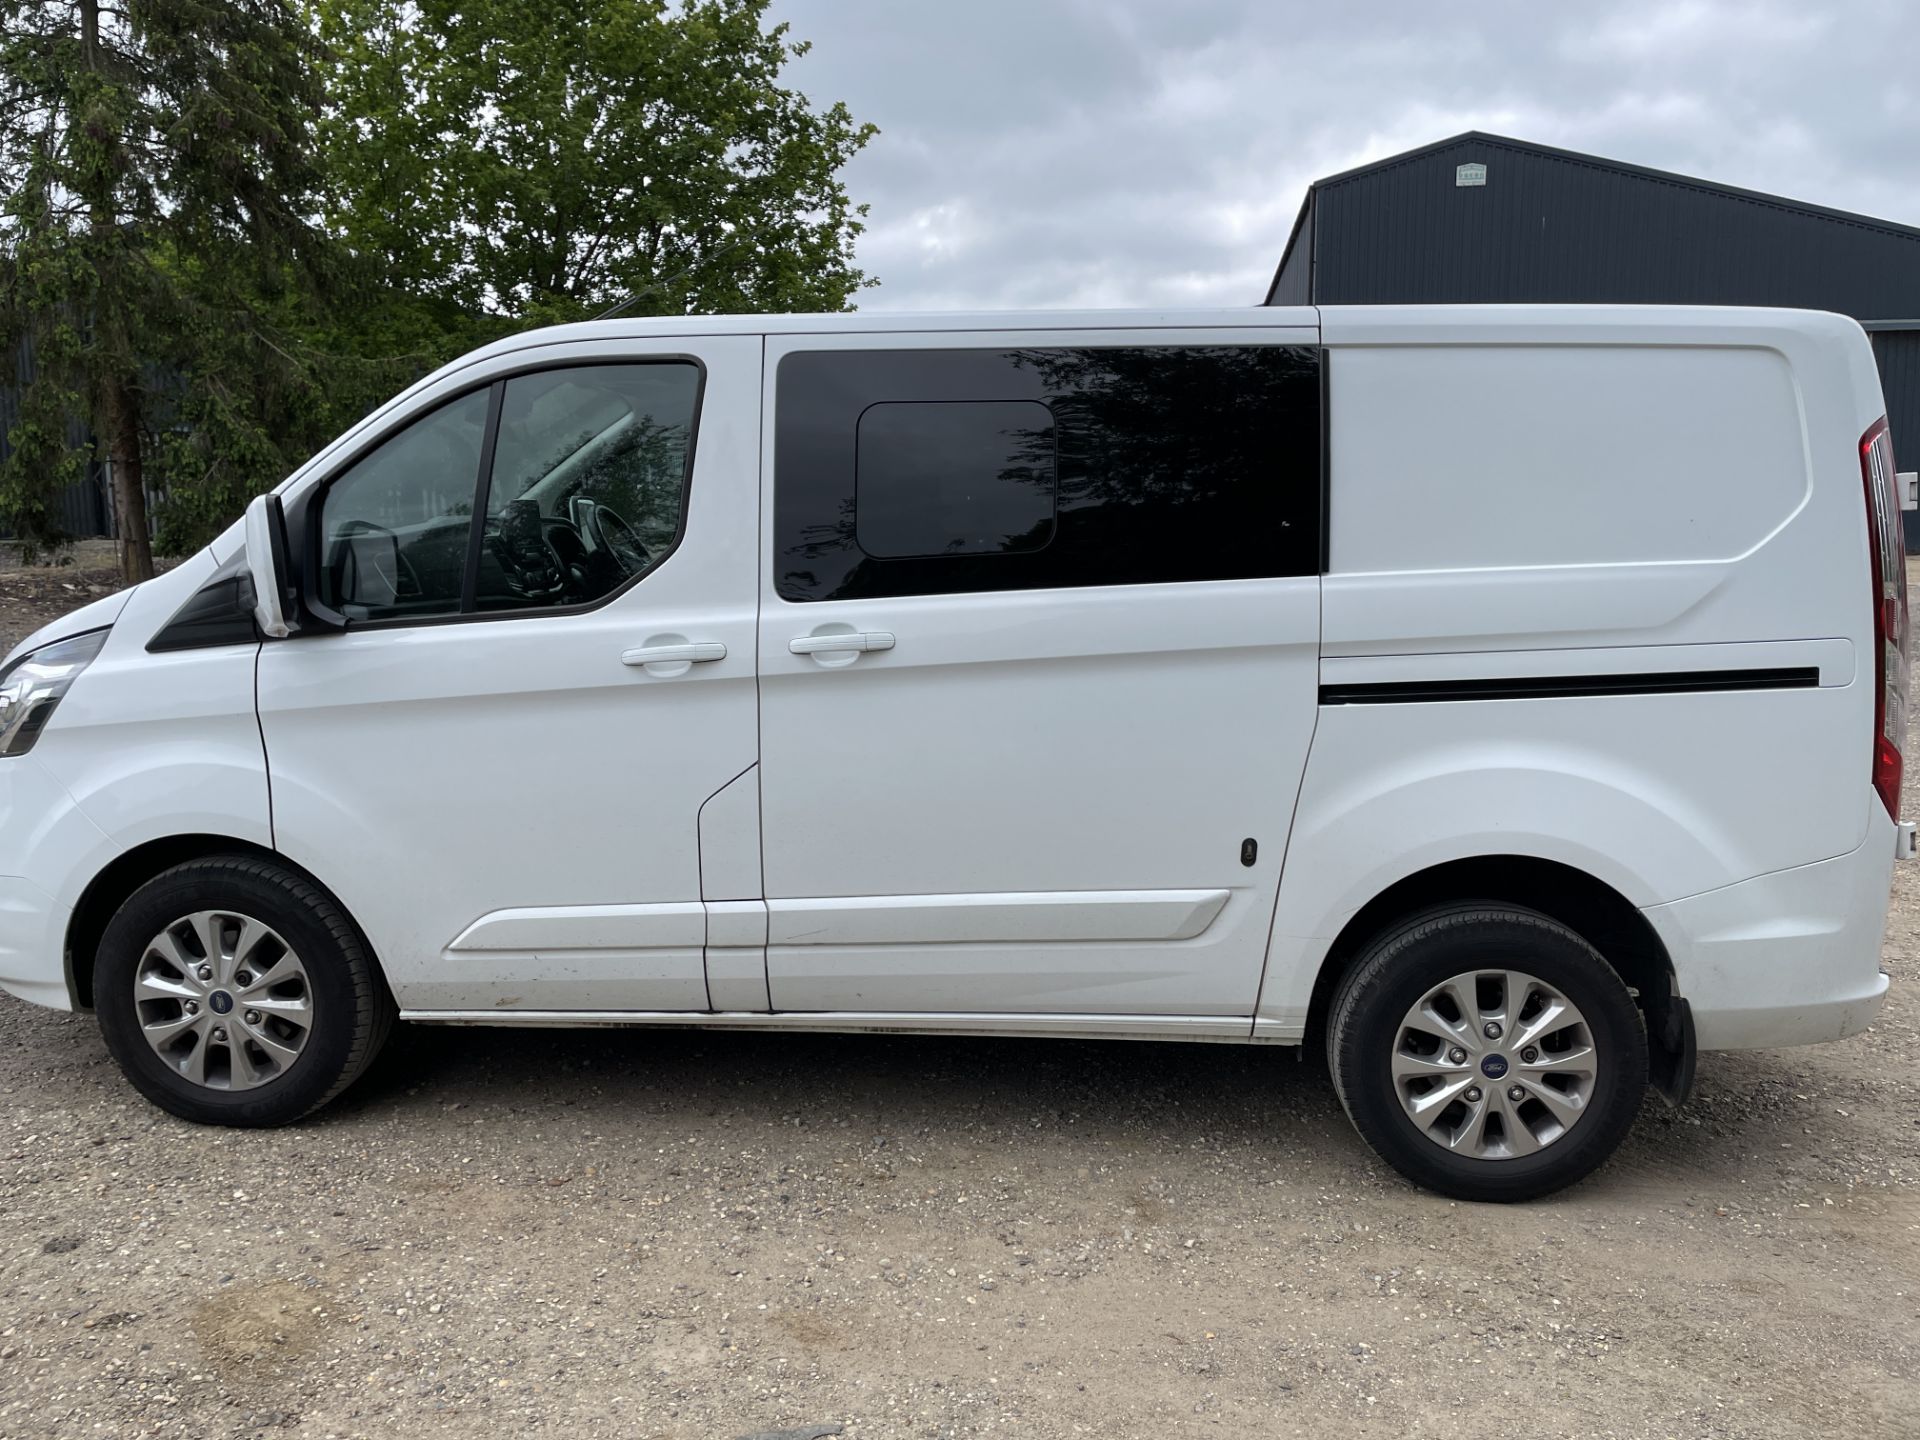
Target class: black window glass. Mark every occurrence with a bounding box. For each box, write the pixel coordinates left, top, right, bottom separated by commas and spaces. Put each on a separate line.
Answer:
316, 389, 487, 622
856, 401, 1056, 558
473, 363, 700, 613
774, 345, 1320, 601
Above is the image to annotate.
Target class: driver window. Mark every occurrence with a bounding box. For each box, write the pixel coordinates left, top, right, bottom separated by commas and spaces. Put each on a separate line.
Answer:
315, 389, 488, 622
472, 363, 701, 613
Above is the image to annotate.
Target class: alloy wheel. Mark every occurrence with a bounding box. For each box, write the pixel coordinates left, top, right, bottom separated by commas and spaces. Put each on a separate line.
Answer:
1390, 968, 1598, 1159
131, 910, 315, 1091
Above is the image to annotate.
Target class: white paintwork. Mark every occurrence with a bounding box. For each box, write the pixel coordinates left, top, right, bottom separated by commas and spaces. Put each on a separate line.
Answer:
0, 303, 1900, 1076
0, 554, 269, 1008
1329, 344, 1807, 573
696, 766, 763, 902
706, 901, 769, 950
447, 902, 707, 952
754, 321, 1321, 1020
1642, 807, 1896, 1049
766, 890, 1230, 946
1318, 307, 1882, 660
242, 494, 293, 638
1254, 305, 1896, 1042
699, 769, 769, 1008
30, 553, 271, 859
438, 902, 710, 1012
257, 335, 763, 1014
705, 900, 771, 1011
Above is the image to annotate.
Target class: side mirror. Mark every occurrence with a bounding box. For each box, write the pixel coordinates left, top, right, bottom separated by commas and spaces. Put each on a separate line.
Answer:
243, 493, 298, 639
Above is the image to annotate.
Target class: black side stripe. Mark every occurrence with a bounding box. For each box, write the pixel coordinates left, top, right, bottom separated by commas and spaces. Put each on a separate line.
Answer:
1320, 666, 1821, 706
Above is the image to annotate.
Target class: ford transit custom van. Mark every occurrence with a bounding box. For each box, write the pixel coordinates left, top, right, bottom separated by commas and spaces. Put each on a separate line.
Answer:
0, 304, 1908, 1201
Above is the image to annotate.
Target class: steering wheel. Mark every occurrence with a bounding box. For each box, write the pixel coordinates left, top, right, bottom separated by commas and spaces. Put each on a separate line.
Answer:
486, 499, 571, 604
582, 502, 652, 577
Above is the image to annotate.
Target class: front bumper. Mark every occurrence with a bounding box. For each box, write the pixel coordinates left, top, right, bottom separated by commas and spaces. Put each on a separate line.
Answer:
1642, 814, 1896, 1051
0, 876, 73, 1010
0, 756, 116, 1013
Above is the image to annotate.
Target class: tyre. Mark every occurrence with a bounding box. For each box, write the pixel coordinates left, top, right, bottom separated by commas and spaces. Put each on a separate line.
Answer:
1327, 904, 1647, 1202
94, 856, 395, 1126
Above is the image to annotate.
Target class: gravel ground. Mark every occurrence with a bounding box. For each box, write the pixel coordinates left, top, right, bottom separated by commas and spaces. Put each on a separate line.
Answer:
0, 556, 1915, 1439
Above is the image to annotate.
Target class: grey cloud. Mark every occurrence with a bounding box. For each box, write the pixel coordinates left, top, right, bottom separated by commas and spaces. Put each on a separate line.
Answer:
768, 0, 1920, 311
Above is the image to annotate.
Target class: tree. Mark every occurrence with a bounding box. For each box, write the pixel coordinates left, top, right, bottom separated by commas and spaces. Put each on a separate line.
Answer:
315, 0, 877, 324
0, 0, 336, 578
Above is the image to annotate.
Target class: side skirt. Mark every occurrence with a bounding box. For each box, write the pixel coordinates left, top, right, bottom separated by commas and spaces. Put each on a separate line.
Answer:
399, 1009, 1292, 1045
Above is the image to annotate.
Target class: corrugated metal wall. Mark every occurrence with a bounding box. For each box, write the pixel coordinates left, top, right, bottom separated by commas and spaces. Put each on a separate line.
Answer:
1873, 329, 1920, 544
1269, 198, 1314, 305
0, 333, 116, 540
1304, 136, 1920, 316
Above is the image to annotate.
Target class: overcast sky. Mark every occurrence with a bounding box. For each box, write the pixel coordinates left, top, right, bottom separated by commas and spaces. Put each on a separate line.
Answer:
767, 0, 1920, 312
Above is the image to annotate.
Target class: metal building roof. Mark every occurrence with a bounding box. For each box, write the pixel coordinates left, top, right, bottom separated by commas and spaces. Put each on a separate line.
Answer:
1266, 131, 1920, 320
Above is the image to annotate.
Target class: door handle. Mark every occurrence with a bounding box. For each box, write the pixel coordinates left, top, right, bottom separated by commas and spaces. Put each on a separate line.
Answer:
789, 631, 895, 656
621, 642, 727, 666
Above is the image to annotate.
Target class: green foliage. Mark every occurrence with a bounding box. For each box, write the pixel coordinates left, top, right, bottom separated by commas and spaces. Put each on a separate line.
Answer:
0, 0, 876, 567
0, 0, 350, 567
313, 0, 877, 320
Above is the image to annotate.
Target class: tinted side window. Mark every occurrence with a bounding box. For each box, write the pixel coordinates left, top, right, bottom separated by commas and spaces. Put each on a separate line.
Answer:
317, 389, 488, 621
857, 401, 1057, 558
774, 346, 1320, 602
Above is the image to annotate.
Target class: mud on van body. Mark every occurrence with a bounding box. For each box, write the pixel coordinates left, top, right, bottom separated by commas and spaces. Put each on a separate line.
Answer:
0, 304, 1907, 1200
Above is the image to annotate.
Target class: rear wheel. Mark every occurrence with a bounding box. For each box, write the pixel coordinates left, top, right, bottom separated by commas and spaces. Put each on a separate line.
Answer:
1327, 904, 1647, 1202
94, 857, 394, 1126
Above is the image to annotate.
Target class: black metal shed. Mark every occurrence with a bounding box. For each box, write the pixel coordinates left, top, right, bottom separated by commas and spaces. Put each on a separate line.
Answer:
0, 332, 114, 543
1267, 131, 1920, 540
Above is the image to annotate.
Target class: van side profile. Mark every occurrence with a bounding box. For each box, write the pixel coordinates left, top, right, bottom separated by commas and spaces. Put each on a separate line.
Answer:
0, 304, 1906, 1200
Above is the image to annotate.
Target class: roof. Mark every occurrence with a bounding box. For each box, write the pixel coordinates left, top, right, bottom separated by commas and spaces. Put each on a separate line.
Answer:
1266, 131, 1920, 307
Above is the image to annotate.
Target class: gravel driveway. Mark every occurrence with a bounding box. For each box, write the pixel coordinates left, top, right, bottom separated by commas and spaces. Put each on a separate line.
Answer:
0, 552, 1914, 1439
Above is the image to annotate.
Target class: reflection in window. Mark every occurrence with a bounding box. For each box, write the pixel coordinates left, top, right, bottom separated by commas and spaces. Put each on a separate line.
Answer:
473, 364, 700, 613
316, 389, 488, 621
855, 400, 1057, 558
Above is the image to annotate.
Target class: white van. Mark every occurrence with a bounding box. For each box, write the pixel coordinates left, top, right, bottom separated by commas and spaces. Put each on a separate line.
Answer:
0, 305, 1907, 1200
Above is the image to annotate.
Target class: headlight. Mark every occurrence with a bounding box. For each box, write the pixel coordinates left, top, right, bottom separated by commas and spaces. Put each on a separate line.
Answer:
0, 630, 108, 756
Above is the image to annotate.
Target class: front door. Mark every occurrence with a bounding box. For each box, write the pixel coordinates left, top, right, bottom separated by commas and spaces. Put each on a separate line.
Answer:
755, 327, 1323, 1021
258, 336, 763, 1013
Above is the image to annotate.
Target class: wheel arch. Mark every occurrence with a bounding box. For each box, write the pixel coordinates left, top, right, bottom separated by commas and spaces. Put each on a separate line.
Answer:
65, 836, 353, 1010
1301, 855, 1691, 1100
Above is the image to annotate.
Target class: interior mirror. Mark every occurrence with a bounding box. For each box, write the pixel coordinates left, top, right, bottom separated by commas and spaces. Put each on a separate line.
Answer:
243, 493, 298, 639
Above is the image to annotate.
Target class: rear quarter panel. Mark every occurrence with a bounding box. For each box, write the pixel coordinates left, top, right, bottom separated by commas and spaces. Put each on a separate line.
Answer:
1257, 306, 1884, 1035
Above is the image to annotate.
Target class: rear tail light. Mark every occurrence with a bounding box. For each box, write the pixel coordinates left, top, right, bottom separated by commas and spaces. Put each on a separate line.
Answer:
1861, 416, 1907, 818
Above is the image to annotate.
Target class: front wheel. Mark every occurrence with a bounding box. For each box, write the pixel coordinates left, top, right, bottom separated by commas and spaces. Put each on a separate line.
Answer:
94, 857, 395, 1126
1327, 904, 1648, 1202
